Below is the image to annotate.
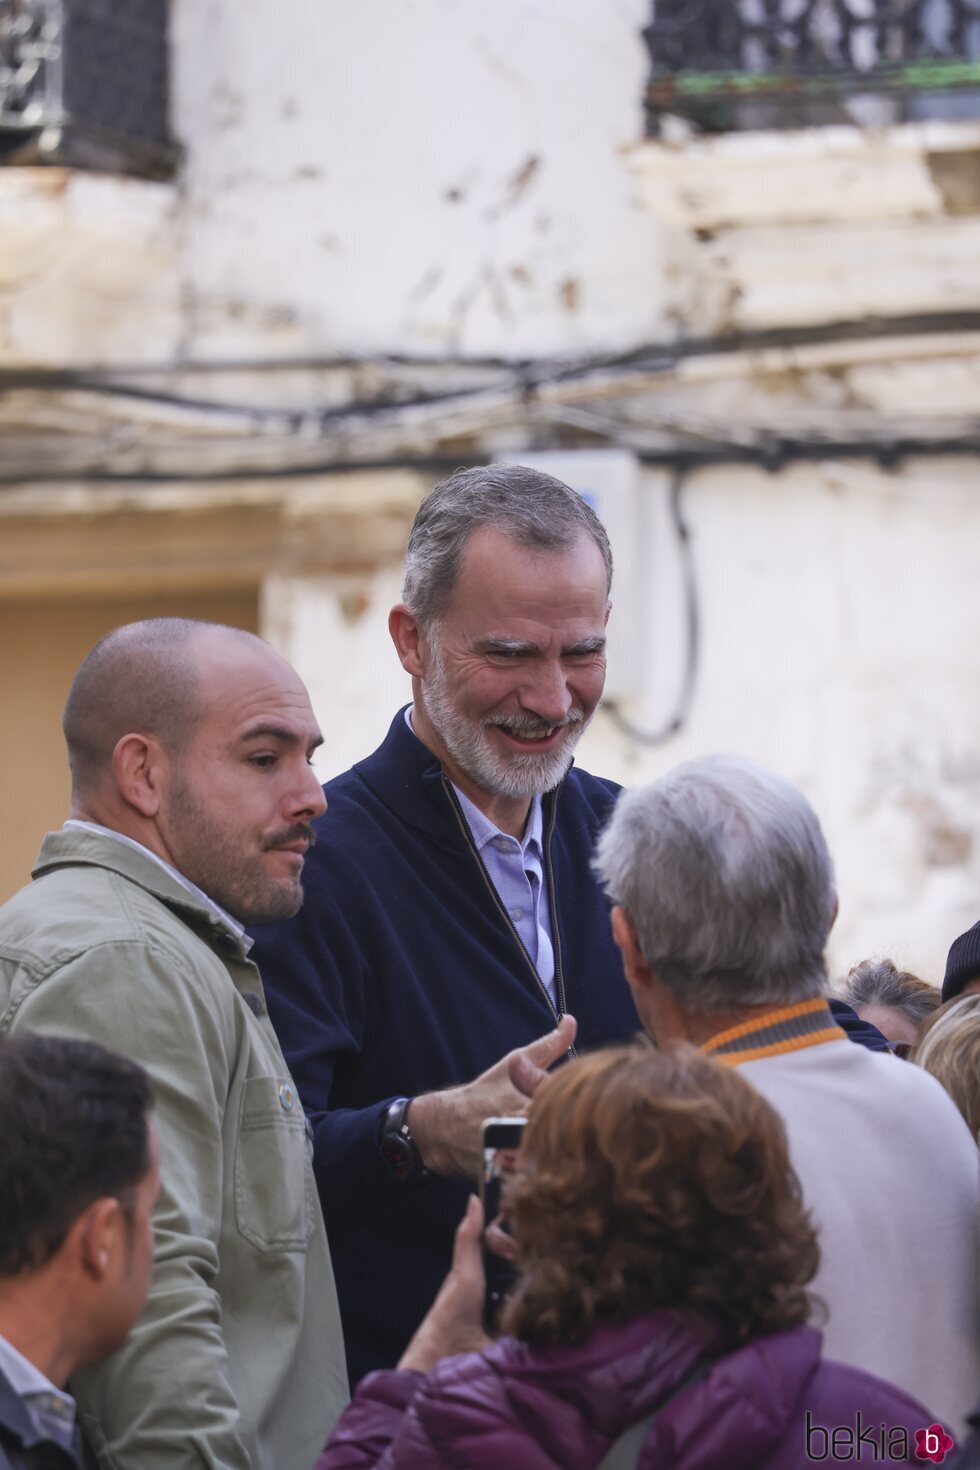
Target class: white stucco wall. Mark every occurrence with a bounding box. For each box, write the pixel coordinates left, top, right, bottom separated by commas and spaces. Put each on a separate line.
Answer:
0, 170, 179, 365
580, 457, 980, 985
170, 0, 668, 358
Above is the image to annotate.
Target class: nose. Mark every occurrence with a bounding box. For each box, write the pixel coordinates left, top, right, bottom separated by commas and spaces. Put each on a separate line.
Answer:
290, 760, 327, 821
520, 660, 573, 725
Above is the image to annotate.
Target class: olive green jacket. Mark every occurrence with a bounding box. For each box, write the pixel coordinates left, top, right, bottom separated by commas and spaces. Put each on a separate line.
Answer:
0, 828, 348, 1470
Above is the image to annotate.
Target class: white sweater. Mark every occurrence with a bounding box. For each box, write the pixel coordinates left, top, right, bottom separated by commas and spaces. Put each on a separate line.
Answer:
742, 1038, 980, 1436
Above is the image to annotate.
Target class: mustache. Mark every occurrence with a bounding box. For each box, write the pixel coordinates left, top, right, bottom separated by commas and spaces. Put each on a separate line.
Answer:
263, 822, 318, 852
484, 710, 585, 736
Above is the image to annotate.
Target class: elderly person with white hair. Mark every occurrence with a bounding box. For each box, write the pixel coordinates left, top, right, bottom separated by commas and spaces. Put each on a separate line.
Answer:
592, 755, 980, 1437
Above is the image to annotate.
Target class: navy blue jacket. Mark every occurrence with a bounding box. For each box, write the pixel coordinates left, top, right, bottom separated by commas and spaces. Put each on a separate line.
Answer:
250, 710, 640, 1384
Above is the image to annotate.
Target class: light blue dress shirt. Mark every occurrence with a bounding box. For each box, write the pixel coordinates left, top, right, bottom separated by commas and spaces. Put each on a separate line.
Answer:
405, 707, 557, 1006
0, 1331, 78, 1452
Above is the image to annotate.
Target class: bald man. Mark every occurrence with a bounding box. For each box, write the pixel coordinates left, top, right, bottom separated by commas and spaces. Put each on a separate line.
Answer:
0, 620, 348, 1470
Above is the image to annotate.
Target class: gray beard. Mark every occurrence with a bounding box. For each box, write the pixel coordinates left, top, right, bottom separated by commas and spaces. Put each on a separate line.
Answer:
421, 649, 589, 799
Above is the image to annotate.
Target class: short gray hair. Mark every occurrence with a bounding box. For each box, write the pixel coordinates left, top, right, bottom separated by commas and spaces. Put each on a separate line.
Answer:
403, 463, 613, 627
836, 958, 940, 1026
594, 755, 836, 1013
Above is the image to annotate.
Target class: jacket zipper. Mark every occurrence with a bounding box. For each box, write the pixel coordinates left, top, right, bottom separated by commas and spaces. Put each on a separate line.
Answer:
441, 776, 575, 1056
541, 784, 568, 1021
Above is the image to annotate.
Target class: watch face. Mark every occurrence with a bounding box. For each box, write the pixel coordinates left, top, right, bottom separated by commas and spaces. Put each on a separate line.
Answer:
380, 1134, 417, 1181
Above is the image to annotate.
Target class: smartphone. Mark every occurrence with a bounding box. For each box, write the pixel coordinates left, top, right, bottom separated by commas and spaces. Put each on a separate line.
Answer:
480, 1116, 526, 1333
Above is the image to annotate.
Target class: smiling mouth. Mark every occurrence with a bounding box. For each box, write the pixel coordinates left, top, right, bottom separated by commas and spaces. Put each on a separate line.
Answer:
491, 723, 569, 750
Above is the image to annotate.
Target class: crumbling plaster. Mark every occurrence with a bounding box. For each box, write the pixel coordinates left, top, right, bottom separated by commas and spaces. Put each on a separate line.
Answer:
170, 0, 669, 359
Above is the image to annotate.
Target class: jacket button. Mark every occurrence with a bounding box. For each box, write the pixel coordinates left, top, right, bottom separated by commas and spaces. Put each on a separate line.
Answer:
279, 1084, 295, 1112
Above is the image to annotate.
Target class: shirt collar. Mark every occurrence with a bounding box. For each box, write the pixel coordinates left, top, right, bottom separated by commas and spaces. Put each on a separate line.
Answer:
452, 783, 543, 857
62, 821, 252, 955
699, 998, 847, 1066
0, 1333, 76, 1447
404, 705, 543, 855
0, 1336, 64, 1404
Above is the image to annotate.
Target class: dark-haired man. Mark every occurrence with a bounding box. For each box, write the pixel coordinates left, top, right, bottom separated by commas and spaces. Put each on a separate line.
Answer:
251, 464, 640, 1382
0, 1033, 158, 1470
0, 619, 347, 1470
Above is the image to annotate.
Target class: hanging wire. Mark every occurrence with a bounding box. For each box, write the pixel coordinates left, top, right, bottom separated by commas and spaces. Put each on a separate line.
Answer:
601, 469, 700, 746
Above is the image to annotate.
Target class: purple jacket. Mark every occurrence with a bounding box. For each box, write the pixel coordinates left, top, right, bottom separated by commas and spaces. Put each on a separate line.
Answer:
316, 1309, 936, 1469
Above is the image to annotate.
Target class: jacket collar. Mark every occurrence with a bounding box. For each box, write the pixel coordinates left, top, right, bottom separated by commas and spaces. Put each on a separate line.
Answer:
31, 828, 252, 963
352, 707, 564, 848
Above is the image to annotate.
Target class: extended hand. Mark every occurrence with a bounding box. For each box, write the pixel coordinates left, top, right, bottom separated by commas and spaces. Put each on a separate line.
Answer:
398, 1194, 490, 1373
408, 1014, 577, 1178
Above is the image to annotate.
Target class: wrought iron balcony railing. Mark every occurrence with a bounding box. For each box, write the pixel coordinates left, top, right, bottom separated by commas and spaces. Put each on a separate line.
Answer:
644, 0, 980, 132
0, 0, 176, 176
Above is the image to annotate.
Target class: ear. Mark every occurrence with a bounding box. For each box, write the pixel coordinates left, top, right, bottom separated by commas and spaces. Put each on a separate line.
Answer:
611, 905, 653, 992
604, 600, 611, 627
73, 1197, 126, 1283
829, 890, 839, 932
111, 734, 166, 818
388, 604, 428, 679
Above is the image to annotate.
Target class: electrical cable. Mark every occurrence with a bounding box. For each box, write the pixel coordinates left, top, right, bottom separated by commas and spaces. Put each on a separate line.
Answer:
3, 308, 980, 388
3, 428, 978, 486
601, 470, 700, 746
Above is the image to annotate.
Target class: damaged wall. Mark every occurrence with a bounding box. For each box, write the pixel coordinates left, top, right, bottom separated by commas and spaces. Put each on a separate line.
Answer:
170, 0, 668, 359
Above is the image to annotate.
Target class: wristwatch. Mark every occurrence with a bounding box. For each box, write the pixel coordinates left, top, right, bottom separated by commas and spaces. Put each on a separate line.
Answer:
378, 1096, 428, 1181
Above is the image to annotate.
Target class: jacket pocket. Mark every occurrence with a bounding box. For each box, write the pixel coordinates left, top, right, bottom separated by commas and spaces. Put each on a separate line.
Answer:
234, 1075, 316, 1252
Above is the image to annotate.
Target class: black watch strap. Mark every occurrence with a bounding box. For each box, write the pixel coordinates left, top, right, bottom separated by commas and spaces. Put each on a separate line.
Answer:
378, 1096, 428, 1182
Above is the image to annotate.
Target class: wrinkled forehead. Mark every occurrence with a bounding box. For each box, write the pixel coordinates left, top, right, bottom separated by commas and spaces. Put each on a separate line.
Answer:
458, 522, 605, 577
446, 525, 610, 620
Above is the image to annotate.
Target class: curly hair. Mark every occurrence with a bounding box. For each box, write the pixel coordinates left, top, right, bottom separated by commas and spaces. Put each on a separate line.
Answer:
500, 1041, 818, 1349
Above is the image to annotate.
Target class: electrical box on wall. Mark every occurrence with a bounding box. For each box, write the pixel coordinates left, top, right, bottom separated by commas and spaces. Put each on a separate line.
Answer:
492, 450, 646, 704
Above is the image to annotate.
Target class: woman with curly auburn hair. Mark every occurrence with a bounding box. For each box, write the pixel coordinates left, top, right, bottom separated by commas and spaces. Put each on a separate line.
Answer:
501, 1042, 817, 1352
316, 1043, 932, 1470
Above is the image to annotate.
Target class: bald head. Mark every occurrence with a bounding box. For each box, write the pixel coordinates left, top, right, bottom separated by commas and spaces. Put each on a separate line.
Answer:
63, 619, 267, 797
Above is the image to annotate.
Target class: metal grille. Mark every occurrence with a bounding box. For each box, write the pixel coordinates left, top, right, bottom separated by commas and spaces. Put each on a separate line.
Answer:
0, 0, 175, 176
645, 0, 980, 131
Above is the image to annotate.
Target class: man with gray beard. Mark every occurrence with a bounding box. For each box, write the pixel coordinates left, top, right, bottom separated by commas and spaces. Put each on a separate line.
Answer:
250, 464, 639, 1384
